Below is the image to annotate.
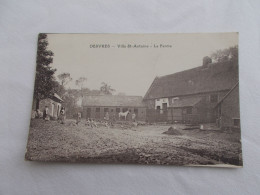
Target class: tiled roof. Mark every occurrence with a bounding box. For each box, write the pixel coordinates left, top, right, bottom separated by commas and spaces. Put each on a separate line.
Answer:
82, 95, 146, 107
50, 93, 63, 103
144, 60, 238, 99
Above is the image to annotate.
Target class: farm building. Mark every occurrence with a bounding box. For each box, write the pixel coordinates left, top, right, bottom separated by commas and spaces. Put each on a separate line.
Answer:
82, 95, 146, 121
32, 93, 63, 119
215, 82, 240, 129
144, 57, 239, 124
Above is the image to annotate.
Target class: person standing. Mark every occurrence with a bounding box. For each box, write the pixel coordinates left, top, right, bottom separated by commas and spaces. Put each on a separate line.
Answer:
60, 107, 66, 124
76, 112, 81, 125
132, 112, 136, 122
43, 106, 49, 120
104, 112, 109, 121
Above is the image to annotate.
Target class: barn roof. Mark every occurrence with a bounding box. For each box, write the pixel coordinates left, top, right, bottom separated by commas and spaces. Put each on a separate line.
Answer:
82, 95, 146, 107
169, 97, 202, 108
49, 93, 63, 103
144, 60, 238, 100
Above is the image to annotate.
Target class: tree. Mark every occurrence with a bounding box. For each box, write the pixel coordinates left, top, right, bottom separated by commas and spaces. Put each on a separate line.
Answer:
100, 82, 115, 95
57, 73, 72, 87
53, 80, 65, 98
211, 45, 238, 63
34, 33, 57, 109
75, 77, 87, 97
75, 77, 87, 90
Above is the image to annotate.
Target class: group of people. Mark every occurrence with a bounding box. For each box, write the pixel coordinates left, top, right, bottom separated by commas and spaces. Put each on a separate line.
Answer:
32, 106, 66, 124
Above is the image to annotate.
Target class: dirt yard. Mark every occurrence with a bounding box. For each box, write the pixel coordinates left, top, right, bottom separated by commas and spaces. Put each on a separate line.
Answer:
25, 119, 242, 167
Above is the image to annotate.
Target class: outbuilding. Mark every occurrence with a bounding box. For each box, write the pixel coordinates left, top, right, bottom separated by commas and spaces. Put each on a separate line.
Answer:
82, 95, 146, 121
32, 93, 63, 119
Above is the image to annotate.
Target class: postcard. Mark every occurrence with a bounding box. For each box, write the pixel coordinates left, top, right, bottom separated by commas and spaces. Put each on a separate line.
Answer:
26, 33, 242, 167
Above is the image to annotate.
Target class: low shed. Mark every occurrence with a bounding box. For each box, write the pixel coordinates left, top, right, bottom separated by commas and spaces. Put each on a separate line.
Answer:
168, 96, 202, 123
32, 93, 63, 119
82, 95, 146, 121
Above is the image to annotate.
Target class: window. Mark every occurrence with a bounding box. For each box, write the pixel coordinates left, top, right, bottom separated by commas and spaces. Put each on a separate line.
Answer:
234, 119, 240, 127
156, 106, 160, 110
116, 108, 120, 112
110, 109, 113, 112
210, 94, 218, 103
162, 103, 167, 110
187, 107, 192, 114
96, 108, 100, 112
134, 108, 138, 114
172, 97, 179, 104
122, 108, 128, 112
104, 108, 108, 113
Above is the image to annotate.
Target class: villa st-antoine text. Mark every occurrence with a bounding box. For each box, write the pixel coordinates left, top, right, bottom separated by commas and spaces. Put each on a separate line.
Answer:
89, 44, 173, 49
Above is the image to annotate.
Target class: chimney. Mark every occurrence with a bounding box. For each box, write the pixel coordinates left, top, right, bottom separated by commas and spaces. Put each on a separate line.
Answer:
202, 56, 212, 67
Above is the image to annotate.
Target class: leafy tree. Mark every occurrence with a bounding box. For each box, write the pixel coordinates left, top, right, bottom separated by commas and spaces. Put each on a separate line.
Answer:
53, 80, 65, 98
34, 33, 57, 109
211, 45, 238, 63
100, 82, 115, 95
57, 73, 72, 87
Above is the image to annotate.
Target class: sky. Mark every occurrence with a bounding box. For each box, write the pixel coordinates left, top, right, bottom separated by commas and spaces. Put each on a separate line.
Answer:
47, 33, 238, 96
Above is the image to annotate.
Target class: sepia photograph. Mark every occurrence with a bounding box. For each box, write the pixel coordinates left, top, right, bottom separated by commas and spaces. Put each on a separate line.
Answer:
25, 33, 242, 167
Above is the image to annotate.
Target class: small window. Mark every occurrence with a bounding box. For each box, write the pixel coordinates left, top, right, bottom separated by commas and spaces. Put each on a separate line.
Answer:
96, 108, 100, 112
210, 94, 218, 103
187, 107, 192, 114
134, 108, 138, 114
162, 103, 167, 110
234, 119, 240, 127
156, 106, 160, 110
172, 97, 179, 104
104, 108, 108, 112
116, 108, 120, 112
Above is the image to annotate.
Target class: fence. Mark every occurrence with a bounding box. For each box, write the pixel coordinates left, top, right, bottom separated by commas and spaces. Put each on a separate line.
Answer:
146, 108, 200, 124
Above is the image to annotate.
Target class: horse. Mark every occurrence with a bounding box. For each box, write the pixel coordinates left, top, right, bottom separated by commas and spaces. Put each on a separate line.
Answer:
119, 110, 130, 120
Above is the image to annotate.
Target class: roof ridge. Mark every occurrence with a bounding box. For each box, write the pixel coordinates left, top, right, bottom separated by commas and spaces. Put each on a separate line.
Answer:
157, 61, 227, 79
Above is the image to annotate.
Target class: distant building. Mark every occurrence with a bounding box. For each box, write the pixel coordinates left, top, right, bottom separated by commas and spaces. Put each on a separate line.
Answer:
32, 93, 63, 119
82, 95, 146, 121
144, 58, 239, 123
216, 82, 240, 129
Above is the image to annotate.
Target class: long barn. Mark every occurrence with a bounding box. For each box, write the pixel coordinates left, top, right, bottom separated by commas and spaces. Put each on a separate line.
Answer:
82, 95, 146, 121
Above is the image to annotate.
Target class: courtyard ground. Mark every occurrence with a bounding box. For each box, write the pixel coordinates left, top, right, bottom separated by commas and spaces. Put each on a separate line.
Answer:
25, 119, 242, 167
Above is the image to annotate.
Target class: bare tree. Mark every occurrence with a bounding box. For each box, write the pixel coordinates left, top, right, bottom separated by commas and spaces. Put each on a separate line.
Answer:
75, 77, 87, 97
57, 73, 72, 87
100, 82, 115, 95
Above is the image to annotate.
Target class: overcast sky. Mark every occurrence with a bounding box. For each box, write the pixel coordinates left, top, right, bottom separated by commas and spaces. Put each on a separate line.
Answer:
47, 33, 238, 96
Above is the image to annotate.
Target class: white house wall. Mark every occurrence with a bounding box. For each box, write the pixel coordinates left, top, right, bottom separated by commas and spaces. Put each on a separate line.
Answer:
155, 98, 169, 109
